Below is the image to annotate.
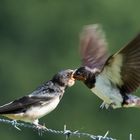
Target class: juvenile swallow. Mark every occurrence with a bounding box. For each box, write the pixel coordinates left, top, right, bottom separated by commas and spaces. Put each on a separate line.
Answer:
0, 69, 75, 127
73, 24, 140, 109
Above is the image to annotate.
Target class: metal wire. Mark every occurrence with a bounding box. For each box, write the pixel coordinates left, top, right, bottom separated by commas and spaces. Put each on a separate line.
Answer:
0, 118, 116, 140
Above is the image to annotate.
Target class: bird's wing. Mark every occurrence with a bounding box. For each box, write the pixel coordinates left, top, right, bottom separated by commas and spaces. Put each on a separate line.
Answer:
101, 33, 140, 93
0, 94, 55, 114
0, 80, 62, 114
80, 24, 109, 71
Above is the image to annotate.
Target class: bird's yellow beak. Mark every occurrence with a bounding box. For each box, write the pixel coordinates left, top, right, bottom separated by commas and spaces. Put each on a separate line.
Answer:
70, 71, 76, 81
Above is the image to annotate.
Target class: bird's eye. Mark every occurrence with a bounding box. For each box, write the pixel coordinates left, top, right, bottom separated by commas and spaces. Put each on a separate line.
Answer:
76, 71, 81, 75
66, 73, 71, 77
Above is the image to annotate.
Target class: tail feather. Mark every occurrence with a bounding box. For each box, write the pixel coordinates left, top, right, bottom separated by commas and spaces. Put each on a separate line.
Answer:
123, 94, 140, 108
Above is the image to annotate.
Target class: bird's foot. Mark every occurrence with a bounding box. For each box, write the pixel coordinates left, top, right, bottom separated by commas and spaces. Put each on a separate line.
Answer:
34, 123, 46, 136
35, 124, 46, 129
33, 120, 46, 131
11, 120, 21, 131
100, 102, 110, 109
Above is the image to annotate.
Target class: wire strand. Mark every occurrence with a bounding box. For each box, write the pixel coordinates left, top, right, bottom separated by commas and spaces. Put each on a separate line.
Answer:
0, 118, 116, 140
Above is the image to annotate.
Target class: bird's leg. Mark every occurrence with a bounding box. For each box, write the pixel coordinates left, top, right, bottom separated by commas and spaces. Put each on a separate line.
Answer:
11, 120, 21, 131
123, 94, 140, 108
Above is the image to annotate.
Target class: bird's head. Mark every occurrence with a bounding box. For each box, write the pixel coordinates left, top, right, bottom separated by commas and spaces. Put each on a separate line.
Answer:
73, 67, 96, 88
73, 67, 90, 81
52, 69, 75, 87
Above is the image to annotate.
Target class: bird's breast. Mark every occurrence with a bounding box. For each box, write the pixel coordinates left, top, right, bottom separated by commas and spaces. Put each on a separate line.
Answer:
26, 97, 60, 119
91, 74, 123, 108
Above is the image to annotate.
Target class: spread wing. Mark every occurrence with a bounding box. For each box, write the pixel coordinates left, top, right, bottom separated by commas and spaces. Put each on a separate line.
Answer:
101, 33, 140, 93
80, 24, 109, 71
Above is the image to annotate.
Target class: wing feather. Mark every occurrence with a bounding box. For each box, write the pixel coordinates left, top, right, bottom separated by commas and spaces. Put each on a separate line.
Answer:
80, 24, 109, 70
0, 95, 54, 114
101, 34, 140, 93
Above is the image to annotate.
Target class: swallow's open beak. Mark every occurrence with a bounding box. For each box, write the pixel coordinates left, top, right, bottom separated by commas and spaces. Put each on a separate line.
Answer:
72, 69, 87, 81
67, 70, 75, 87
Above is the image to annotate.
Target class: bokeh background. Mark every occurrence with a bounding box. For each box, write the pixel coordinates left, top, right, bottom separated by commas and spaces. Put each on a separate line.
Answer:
0, 0, 140, 139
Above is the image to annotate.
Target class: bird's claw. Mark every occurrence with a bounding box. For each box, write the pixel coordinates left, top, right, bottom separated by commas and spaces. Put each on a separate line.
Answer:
100, 102, 110, 109
34, 124, 46, 136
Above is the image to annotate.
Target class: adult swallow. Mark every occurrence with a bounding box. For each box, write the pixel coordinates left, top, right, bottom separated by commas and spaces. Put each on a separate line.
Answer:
0, 69, 75, 127
73, 24, 140, 109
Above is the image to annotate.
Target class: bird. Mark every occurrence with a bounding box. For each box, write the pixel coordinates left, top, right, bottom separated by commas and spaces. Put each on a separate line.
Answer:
0, 69, 75, 129
73, 24, 140, 109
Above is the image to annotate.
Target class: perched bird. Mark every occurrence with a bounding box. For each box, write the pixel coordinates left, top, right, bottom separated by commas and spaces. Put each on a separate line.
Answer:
0, 69, 75, 128
73, 24, 140, 109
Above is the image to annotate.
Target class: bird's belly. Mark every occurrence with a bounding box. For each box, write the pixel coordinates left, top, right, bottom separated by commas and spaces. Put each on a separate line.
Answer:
26, 97, 60, 120
91, 75, 123, 108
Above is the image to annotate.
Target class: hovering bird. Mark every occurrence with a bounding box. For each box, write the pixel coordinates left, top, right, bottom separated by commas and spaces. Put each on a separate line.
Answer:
0, 69, 75, 128
73, 24, 140, 109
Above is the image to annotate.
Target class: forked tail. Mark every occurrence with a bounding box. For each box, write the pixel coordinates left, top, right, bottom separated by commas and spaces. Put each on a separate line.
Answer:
123, 94, 140, 108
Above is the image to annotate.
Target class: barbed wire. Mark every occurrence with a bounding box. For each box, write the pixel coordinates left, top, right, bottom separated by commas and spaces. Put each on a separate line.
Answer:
0, 118, 116, 140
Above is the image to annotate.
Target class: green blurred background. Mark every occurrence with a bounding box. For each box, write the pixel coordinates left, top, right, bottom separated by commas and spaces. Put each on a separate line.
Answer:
0, 0, 140, 139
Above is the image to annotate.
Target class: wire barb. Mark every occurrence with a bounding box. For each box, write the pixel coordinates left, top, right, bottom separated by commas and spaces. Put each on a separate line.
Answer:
0, 118, 116, 140
64, 125, 71, 140
129, 134, 133, 140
